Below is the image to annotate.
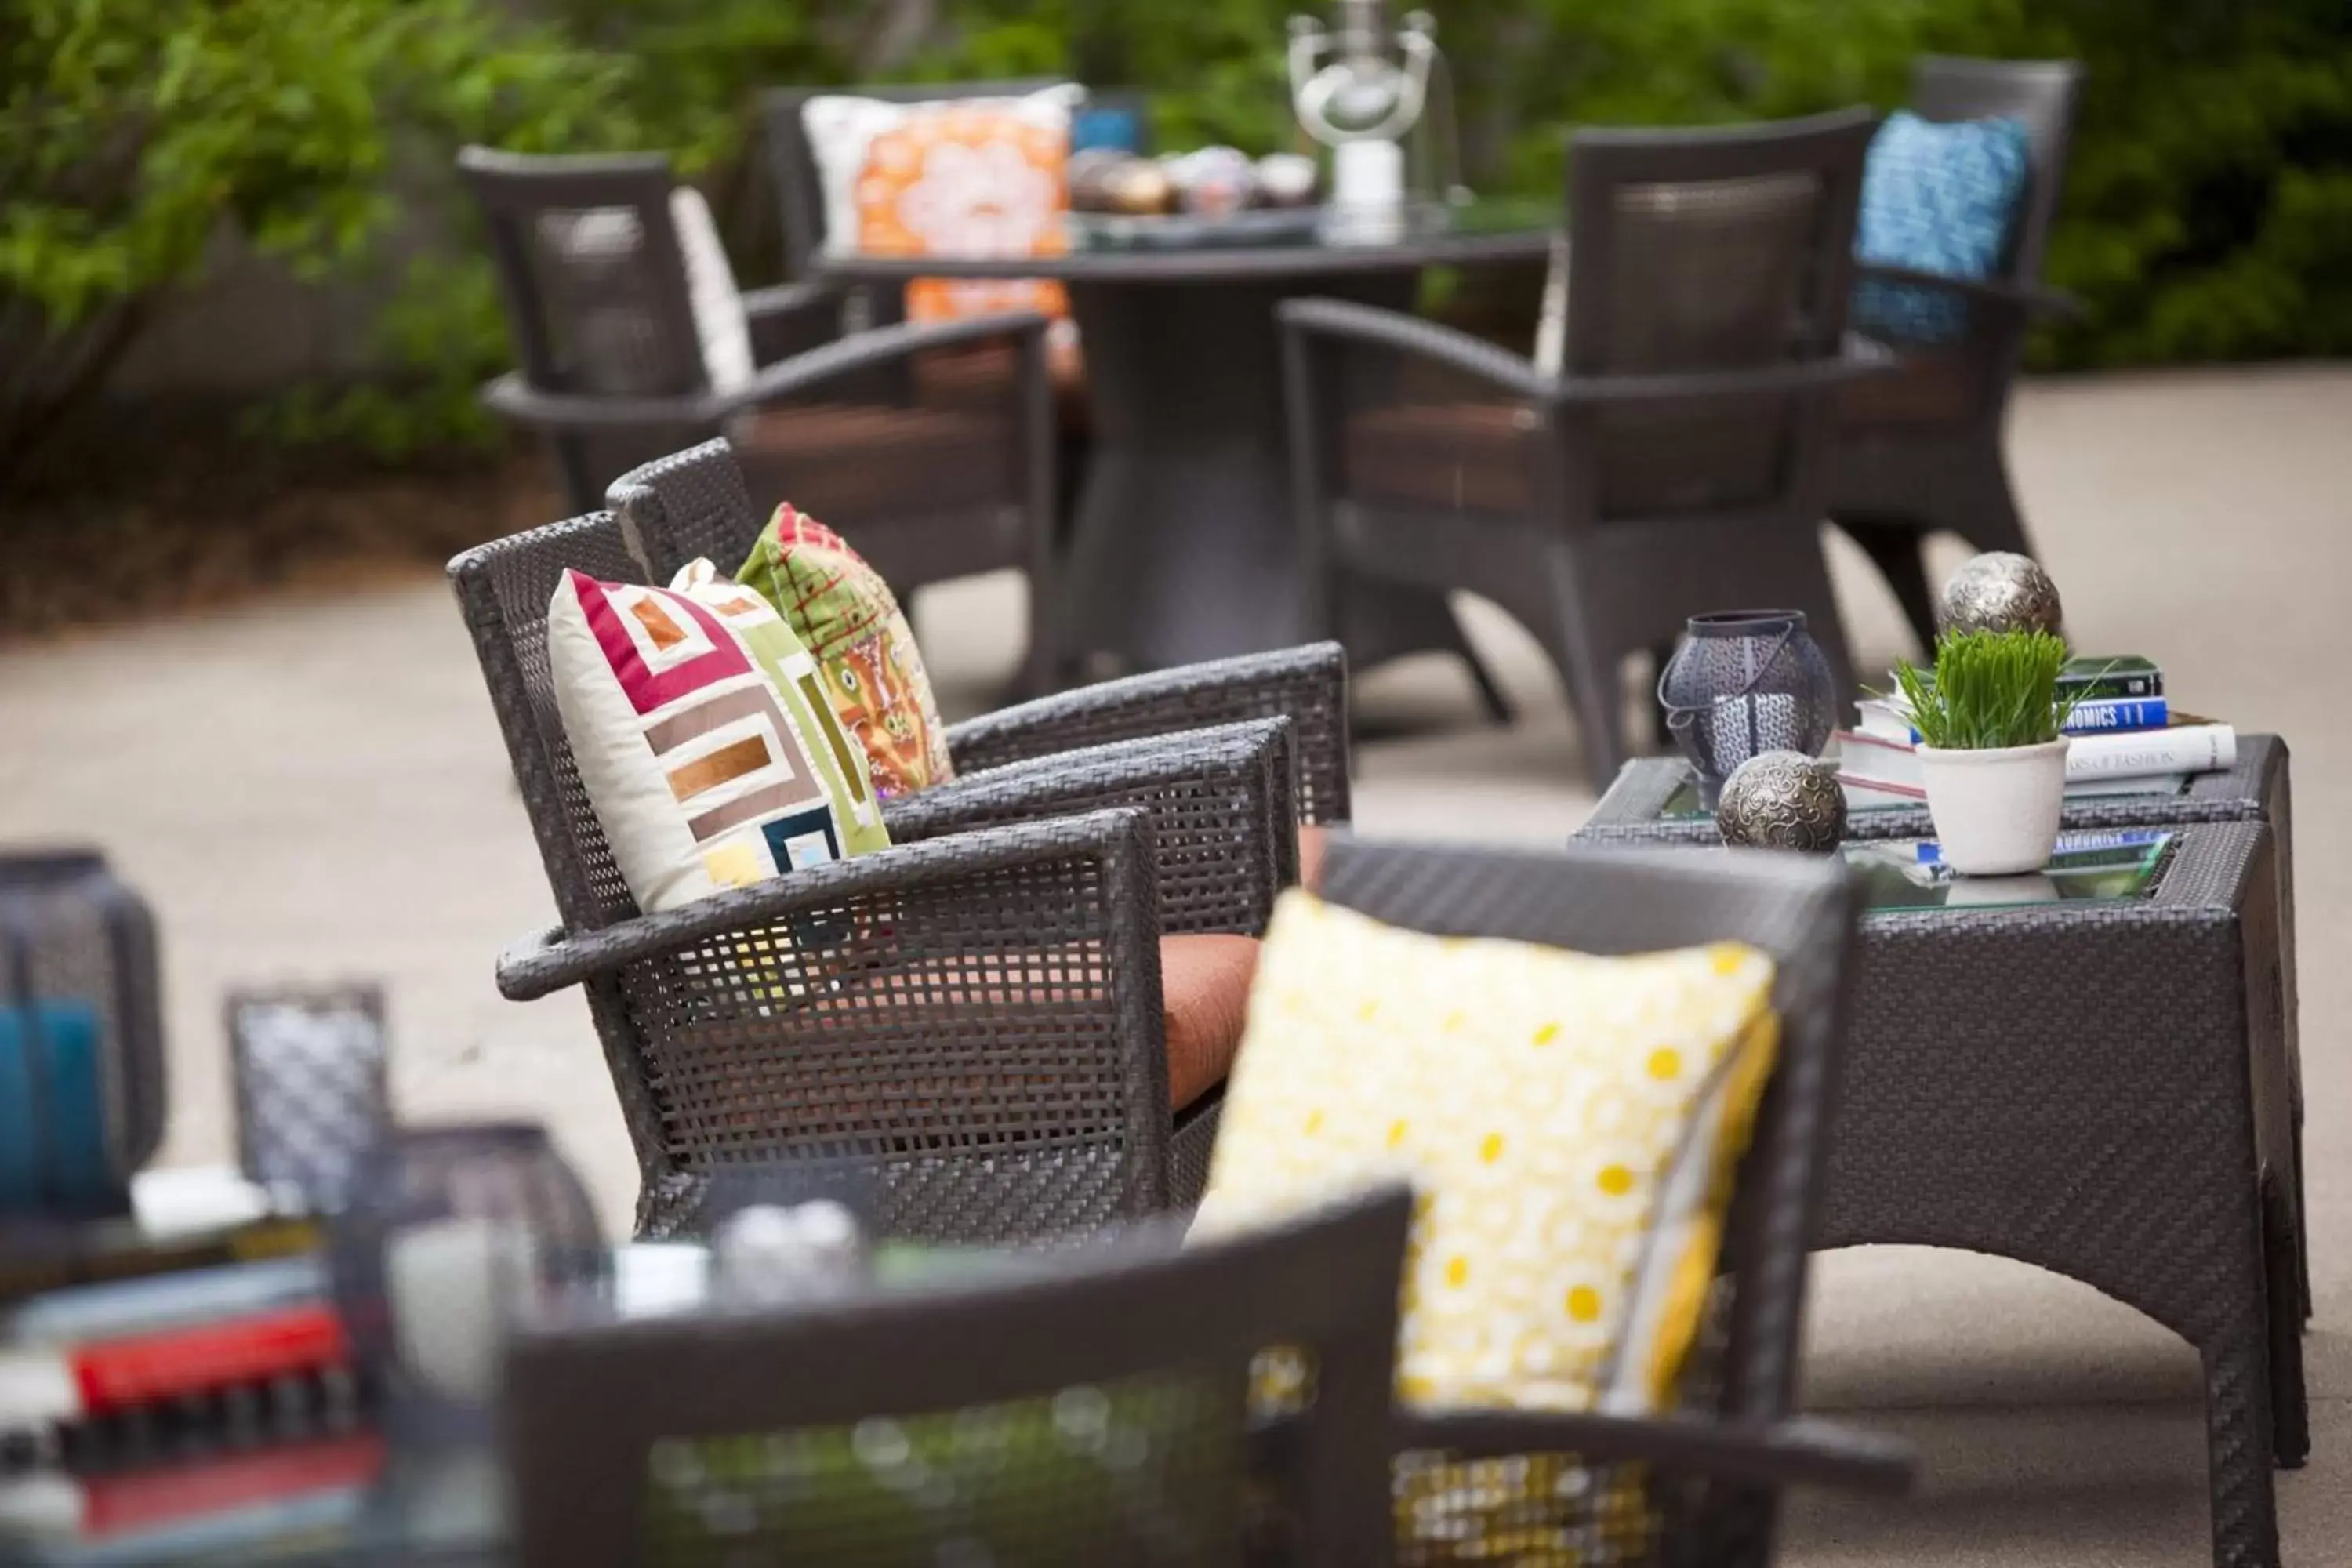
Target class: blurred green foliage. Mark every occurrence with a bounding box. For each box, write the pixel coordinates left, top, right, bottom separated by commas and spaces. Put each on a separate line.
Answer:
5, 0, 2350, 473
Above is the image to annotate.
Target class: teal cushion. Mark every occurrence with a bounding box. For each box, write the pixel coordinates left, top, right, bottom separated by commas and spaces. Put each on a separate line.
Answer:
1853, 111, 2031, 345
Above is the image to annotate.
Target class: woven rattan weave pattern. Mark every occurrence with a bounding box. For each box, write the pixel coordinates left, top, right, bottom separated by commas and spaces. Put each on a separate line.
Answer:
503, 1186, 1414, 1568
1571, 817, 2301, 1568
451, 510, 1308, 1243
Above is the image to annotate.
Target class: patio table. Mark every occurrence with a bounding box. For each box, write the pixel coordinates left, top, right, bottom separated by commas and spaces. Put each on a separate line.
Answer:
815, 200, 1557, 673
1573, 804, 2307, 1568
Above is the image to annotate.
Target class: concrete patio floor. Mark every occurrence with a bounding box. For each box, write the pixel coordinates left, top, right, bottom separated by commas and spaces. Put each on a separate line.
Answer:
2, 365, 2346, 1564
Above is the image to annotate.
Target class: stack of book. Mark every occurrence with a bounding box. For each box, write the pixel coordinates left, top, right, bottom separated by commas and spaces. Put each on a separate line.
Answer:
0, 1207, 355, 1472
1838, 655, 2238, 804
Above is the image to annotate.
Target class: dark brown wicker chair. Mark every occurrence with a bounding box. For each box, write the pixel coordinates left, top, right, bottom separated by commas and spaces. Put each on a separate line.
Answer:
503, 1185, 1412, 1568
1831, 56, 2085, 652
1316, 837, 1907, 1566
1281, 109, 1887, 790
447, 495, 1348, 1242
458, 145, 1062, 687
607, 438, 1355, 830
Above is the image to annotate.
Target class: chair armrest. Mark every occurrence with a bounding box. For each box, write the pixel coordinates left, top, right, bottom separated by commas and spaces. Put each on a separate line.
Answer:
1396, 1409, 1915, 1497
741, 279, 847, 363
495, 808, 1152, 1001
478, 311, 1054, 435
480, 373, 727, 433
1553, 334, 1896, 407
1857, 263, 2085, 324
887, 720, 1298, 935
1279, 297, 1553, 403
945, 644, 1353, 826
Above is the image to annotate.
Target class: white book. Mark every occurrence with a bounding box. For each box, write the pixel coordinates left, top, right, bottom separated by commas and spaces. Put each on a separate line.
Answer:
1834, 724, 2234, 788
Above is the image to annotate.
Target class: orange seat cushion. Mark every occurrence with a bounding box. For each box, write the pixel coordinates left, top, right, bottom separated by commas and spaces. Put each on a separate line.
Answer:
1160, 933, 1261, 1111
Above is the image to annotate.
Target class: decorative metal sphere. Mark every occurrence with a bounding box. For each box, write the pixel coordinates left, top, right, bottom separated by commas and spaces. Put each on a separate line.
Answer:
1715, 750, 1847, 853
1937, 552, 2064, 640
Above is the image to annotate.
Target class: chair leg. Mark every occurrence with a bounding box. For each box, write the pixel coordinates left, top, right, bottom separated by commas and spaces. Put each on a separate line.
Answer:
1836, 517, 1940, 655
1461, 643, 1514, 726
2201, 1319, 2283, 1568
2264, 1172, 2310, 1468
1955, 447, 2035, 558
1543, 556, 1629, 792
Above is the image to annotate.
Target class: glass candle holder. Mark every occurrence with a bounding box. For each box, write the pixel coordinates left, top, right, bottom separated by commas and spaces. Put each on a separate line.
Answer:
1657, 610, 1837, 805
329, 1123, 607, 1438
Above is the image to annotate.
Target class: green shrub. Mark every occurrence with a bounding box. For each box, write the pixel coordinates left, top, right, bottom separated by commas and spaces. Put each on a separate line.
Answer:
0, 0, 641, 483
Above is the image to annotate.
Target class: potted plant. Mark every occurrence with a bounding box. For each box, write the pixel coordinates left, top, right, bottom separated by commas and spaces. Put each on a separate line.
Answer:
1889, 630, 2080, 875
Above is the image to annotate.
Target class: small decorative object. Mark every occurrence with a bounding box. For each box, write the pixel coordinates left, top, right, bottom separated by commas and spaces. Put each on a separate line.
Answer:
1098, 156, 1174, 216
331, 1122, 607, 1435
1167, 146, 1258, 218
1255, 151, 1321, 208
711, 1200, 869, 1309
1066, 147, 1129, 211
1937, 550, 2064, 640
1715, 750, 1847, 853
227, 985, 390, 1216
1890, 629, 2078, 875
1287, 0, 1465, 223
1657, 611, 1838, 807
0, 851, 165, 1218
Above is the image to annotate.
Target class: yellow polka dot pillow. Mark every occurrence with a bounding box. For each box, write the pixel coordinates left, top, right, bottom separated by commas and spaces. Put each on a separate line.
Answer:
1192, 891, 1778, 1414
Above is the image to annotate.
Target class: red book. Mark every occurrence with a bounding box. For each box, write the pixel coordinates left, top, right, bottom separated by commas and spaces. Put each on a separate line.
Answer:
78, 1431, 385, 1539
67, 1305, 349, 1417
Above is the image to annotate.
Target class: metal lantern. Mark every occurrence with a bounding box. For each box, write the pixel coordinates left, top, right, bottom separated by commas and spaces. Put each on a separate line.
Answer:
1287, 0, 1465, 234
0, 851, 165, 1218
1937, 551, 2065, 639
227, 985, 391, 1217
1715, 750, 1848, 853
1657, 611, 1838, 804
331, 1123, 607, 1436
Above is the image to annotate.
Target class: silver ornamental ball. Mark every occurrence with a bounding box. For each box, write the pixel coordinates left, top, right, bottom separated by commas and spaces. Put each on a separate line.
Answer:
1937, 551, 2065, 640
1715, 750, 1846, 854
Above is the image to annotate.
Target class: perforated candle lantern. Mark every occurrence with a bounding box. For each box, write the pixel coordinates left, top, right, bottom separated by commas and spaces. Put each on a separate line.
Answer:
0, 851, 165, 1218
1657, 612, 1838, 806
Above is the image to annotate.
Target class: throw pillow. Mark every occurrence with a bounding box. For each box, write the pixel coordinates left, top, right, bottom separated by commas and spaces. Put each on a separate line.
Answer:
1852, 110, 2032, 345
1192, 891, 1779, 1415
735, 504, 955, 800
801, 87, 1078, 343
546, 568, 887, 915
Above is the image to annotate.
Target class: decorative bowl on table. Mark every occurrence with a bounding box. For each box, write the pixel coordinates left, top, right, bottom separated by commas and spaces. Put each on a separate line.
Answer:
1067, 147, 1327, 249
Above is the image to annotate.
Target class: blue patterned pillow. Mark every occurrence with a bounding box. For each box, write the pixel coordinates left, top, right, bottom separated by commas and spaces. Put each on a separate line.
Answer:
1852, 111, 2031, 345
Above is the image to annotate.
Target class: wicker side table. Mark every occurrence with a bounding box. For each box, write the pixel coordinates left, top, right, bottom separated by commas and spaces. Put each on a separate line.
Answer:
1579, 735, 2309, 1326
1573, 822, 2303, 1568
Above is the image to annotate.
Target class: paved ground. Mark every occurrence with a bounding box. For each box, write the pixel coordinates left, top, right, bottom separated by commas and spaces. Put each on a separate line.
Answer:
2, 365, 2346, 1564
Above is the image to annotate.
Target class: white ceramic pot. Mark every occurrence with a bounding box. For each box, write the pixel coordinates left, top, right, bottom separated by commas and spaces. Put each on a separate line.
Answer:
1916, 738, 2070, 875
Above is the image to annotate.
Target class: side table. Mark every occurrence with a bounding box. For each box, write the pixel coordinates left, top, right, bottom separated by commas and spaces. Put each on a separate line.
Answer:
1582, 737, 2308, 1324
1571, 819, 2305, 1568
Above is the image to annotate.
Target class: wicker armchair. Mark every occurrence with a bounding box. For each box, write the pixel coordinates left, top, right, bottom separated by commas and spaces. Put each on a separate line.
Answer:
1831, 56, 2085, 652
459, 146, 1062, 686
503, 1185, 1411, 1568
1313, 837, 1905, 1566
1281, 109, 1887, 790
607, 437, 1355, 829
448, 509, 1313, 1243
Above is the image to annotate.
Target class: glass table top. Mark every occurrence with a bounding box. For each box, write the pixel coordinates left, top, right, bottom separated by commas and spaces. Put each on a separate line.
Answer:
1843, 829, 2174, 915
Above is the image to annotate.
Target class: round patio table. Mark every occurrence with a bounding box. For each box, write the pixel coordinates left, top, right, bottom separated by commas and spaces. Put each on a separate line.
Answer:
816, 201, 1558, 673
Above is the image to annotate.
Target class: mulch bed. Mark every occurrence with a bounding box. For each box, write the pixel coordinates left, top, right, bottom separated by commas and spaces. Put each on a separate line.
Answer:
2, 430, 562, 646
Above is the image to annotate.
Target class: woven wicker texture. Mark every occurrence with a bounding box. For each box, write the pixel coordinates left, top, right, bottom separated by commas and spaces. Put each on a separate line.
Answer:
224, 987, 390, 1215
1281, 111, 1879, 788
612, 440, 1355, 826
450, 506, 1312, 1243
1571, 819, 2299, 1568
1830, 57, 2084, 649
502, 1186, 1412, 1568
1319, 839, 1863, 1568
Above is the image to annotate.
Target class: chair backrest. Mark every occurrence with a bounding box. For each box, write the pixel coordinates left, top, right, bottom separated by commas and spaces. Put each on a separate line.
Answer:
503, 1185, 1411, 1568
448, 510, 653, 935
459, 147, 724, 513
762, 78, 1068, 285
1563, 107, 1875, 517
1315, 838, 1857, 1428
1909, 55, 2083, 289
606, 437, 768, 586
